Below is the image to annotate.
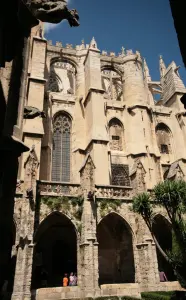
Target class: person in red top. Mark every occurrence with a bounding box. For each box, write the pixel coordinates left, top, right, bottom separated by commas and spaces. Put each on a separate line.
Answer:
63, 274, 68, 287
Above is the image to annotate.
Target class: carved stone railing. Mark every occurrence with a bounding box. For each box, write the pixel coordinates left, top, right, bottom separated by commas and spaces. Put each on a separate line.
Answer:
95, 185, 134, 199
38, 181, 81, 197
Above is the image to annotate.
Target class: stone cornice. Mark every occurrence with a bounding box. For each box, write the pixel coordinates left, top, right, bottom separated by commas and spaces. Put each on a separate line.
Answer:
105, 102, 126, 111
83, 88, 105, 107
29, 76, 47, 84
127, 104, 152, 113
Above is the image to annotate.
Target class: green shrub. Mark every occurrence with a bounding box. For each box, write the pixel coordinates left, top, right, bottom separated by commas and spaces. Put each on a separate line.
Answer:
121, 297, 140, 300
141, 292, 170, 300
95, 297, 118, 300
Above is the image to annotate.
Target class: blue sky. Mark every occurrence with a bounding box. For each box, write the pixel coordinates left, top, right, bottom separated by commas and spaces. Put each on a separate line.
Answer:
45, 0, 186, 84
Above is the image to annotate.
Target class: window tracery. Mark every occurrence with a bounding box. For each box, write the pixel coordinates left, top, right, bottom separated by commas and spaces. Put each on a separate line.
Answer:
52, 113, 71, 182
111, 164, 130, 186
102, 69, 122, 101
48, 70, 63, 92
48, 61, 76, 94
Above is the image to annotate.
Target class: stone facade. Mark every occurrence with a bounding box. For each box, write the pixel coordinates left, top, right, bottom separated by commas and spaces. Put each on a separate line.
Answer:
11, 34, 186, 300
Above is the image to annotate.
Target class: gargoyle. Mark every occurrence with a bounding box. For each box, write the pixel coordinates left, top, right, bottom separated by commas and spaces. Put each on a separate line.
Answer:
22, 0, 79, 26
24, 106, 46, 119
0, 0, 79, 67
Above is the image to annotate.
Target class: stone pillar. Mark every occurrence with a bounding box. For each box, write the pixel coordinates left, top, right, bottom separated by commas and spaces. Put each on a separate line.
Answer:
21, 36, 46, 180
137, 238, 159, 291
79, 154, 100, 297
12, 147, 39, 300
136, 220, 159, 291
84, 38, 109, 185
123, 51, 147, 106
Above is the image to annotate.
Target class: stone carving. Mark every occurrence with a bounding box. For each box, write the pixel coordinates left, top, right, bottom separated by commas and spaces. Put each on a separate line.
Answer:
130, 159, 146, 192
24, 146, 39, 180
53, 61, 75, 72
159, 55, 166, 77
24, 106, 46, 119
16, 180, 24, 195
95, 185, 133, 199
0, 0, 79, 67
38, 181, 81, 196
80, 154, 95, 192
23, 0, 80, 26
166, 161, 184, 180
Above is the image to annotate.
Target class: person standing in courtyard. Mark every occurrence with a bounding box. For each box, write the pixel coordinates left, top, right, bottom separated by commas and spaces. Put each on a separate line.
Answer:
73, 273, 77, 286
159, 270, 168, 282
69, 272, 74, 286
63, 273, 68, 287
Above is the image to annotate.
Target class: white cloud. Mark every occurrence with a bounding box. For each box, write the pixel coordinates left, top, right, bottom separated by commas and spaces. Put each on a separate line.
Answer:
44, 22, 62, 34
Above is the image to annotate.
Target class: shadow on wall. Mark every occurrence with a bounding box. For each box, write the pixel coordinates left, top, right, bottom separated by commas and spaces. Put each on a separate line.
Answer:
0, 80, 6, 135
97, 212, 135, 285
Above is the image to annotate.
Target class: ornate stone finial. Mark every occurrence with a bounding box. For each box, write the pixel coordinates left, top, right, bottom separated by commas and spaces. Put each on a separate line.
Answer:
126, 49, 133, 55
66, 43, 73, 49
102, 50, 107, 56
110, 52, 115, 57
48, 40, 53, 45
121, 46, 125, 55
81, 39, 85, 49
143, 58, 151, 82
56, 41, 62, 47
89, 37, 97, 49
159, 55, 166, 77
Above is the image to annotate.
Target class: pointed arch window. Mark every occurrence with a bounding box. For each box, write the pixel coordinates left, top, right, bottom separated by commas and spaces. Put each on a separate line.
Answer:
52, 113, 71, 182
109, 118, 124, 151
156, 123, 172, 155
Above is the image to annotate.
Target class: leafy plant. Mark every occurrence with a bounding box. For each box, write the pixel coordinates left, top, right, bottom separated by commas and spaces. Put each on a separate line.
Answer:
132, 180, 186, 288
141, 292, 171, 300
41, 196, 84, 219
97, 198, 121, 217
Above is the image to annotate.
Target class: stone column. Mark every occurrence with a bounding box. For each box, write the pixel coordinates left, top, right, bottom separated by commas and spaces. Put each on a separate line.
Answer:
12, 147, 39, 300
79, 154, 100, 298
136, 224, 159, 291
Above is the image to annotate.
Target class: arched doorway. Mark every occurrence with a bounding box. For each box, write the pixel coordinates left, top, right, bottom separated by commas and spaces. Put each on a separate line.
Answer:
32, 212, 77, 289
152, 215, 176, 281
97, 213, 135, 285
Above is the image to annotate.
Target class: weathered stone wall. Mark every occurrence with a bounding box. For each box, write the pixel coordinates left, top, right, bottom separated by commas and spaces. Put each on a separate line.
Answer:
11, 37, 186, 300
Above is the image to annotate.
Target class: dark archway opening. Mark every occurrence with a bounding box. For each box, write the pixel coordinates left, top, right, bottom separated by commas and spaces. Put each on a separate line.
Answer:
0, 221, 17, 300
31, 212, 77, 289
97, 213, 135, 285
152, 215, 176, 281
